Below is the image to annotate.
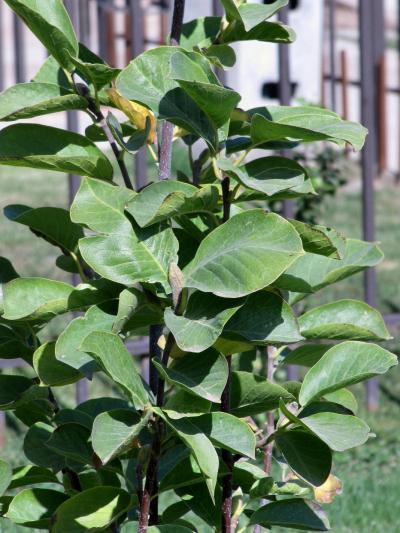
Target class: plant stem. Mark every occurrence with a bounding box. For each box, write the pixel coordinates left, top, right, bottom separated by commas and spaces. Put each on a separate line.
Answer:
139, 2, 186, 529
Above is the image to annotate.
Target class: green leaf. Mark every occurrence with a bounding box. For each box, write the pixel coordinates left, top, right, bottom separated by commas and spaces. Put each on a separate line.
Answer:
153, 350, 228, 403
80, 331, 149, 409
221, 20, 296, 44
0, 374, 33, 410
223, 291, 302, 345
232, 461, 269, 493
4, 205, 84, 253
55, 305, 115, 377
230, 371, 294, 416
219, 156, 307, 197
116, 47, 219, 149
180, 17, 222, 49
184, 210, 303, 298
288, 219, 346, 259
164, 292, 243, 352
51, 487, 131, 533
280, 345, 330, 368
112, 288, 163, 334
0, 82, 86, 121
9, 465, 59, 490
165, 411, 255, 458
54, 408, 93, 429
249, 498, 329, 531
71, 178, 135, 235
275, 429, 331, 486
155, 408, 219, 497
46, 423, 92, 465
122, 525, 193, 533
91, 409, 150, 464
5, 488, 68, 528
204, 44, 236, 68
221, 0, 288, 30
274, 238, 383, 297
250, 106, 367, 150
2, 278, 116, 321
324, 388, 358, 413
0, 124, 113, 179
80, 222, 178, 292
33, 342, 83, 386
0, 460, 11, 496
0, 323, 33, 359
23, 423, 65, 471
125, 180, 219, 228
299, 341, 398, 406
298, 299, 391, 341
4, 0, 78, 70
298, 411, 371, 452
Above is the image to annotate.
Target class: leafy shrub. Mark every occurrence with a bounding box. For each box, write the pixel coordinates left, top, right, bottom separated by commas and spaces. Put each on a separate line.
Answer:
0, 0, 397, 532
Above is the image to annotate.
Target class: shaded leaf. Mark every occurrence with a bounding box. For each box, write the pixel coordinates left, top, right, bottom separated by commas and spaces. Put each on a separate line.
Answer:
0, 460, 11, 496
0, 124, 113, 179
289, 219, 346, 259
0, 374, 33, 410
249, 498, 329, 530
46, 423, 92, 464
280, 345, 329, 368
112, 288, 163, 334
23, 423, 65, 471
5, 488, 68, 528
153, 349, 228, 403
9, 465, 59, 490
33, 342, 83, 386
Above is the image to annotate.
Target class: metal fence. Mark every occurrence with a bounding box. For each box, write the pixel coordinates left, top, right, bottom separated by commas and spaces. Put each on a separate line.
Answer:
0, 0, 398, 443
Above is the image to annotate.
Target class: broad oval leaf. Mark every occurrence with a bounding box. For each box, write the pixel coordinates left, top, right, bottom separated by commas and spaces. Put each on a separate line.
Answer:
55, 305, 115, 377
0, 322, 33, 359
46, 422, 92, 465
0, 460, 12, 497
164, 292, 243, 353
0, 374, 33, 410
125, 180, 219, 228
71, 178, 135, 235
180, 17, 222, 49
184, 210, 303, 298
8, 465, 59, 490
280, 345, 330, 368
91, 408, 150, 465
4, 0, 78, 70
117, 47, 219, 149
299, 341, 398, 406
221, 0, 289, 30
250, 106, 367, 150
249, 498, 329, 531
275, 429, 332, 487
4, 205, 84, 254
23, 423, 65, 471
230, 371, 294, 417
219, 156, 307, 197
112, 288, 163, 334
51, 487, 131, 533
0, 124, 113, 179
223, 291, 302, 345
153, 349, 229, 403
299, 412, 371, 452
166, 409, 255, 459
0, 82, 86, 121
274, 238, 383, 297
5, 488, 68, 528
80, 331, 149, 409
298, 299, 391, 341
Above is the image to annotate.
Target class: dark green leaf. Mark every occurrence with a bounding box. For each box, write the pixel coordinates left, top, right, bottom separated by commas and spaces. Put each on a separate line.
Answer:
249, 498, 329, 530
0, 374, 33, 410
33, 342, 83, 386
180, 17, 222, 49
280, 345, 329, 368
153, 350, 228, 403
23, 423, 66, 471
289, 219, 346, 259
0, 124, 113, 179
9, 465, 59, 490
46, 423, 92, 465
0, 460, 11, 496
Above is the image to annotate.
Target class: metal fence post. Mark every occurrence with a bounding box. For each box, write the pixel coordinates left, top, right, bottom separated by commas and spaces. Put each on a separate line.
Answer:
359, 0, 379, 411
128, 0, 147, 189
13, 13, 26, 83
328, 0, 337, 111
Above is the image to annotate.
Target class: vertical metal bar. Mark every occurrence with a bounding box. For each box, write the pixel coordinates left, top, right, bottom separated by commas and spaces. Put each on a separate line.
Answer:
97, 1, 108, 59
328, 0, 337, 111
359, 0, 379, 411
0, 412, 5, 449
129, 0, 147, 189
65, 0, 89, 406
340, 50, 349, 120
212, 0, 227, 85
377, 54, 387, 174
0, 2, 4, 91
79, 0, 91, 47
13, 13, 26, 83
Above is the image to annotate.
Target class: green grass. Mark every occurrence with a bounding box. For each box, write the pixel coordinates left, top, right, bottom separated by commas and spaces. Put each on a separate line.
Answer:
0, 161, 399, 532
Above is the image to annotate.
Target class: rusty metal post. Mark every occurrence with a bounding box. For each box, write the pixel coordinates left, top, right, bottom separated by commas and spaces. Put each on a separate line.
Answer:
340, 50, 349, 120
0, 412, 5, 449
328, 0, 337, 111
212, 0, 227, 85
0, 2, 4, 91
377, 53, 387, 174
359, 0, 379, 411
13, 12, 26, 83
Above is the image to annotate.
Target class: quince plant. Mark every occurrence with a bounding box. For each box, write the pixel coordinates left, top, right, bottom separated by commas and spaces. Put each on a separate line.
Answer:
0, 0, 396, 532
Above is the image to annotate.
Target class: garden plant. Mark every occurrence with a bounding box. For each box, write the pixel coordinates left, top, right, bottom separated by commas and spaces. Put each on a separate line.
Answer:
0, 0, 397, 531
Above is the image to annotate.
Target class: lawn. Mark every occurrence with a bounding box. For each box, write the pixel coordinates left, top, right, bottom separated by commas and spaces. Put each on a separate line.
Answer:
0, 155, 399, 532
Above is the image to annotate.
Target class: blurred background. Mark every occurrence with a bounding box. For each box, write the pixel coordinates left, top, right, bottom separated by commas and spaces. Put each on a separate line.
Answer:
0, 1, 399, 531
